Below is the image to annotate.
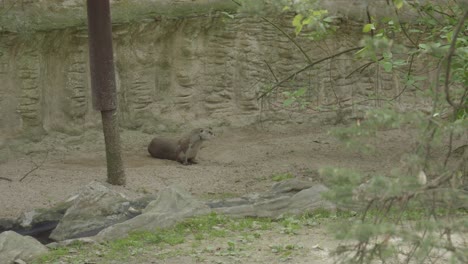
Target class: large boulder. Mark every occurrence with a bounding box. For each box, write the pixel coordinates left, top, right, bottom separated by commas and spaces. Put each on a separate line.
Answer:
49, 181, 133, 241
13, 200, 75, 243
0, 231, 48, 264
18, 200, 72, 229
212, 181, 335, 218
95, 186, 210, 241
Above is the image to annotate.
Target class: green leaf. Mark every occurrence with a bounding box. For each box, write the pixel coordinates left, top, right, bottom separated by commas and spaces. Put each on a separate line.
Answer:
292, 14, 303, 27
283, 97, 295, 107
393, 59, 407, 66
312, 9, 328, 17
355, 47, 367, 56
294, 25, 303, 35
446, 30, 453, 43
383, 51, 393, 59
323, 16, 335, 23
220, 12, 234, 19
302, 16, 313, 26
295, 87, 307, 97
405, 77, 415, 86
393, 0, 404, 9
418, 43, 429, 51
293, 14, 304, 35
381, 61, 393, 72
363, 23, 375, 33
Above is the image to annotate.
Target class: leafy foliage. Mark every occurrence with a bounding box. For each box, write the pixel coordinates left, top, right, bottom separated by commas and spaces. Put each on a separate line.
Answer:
254, 0, 468, 263
282, 87, 309, 108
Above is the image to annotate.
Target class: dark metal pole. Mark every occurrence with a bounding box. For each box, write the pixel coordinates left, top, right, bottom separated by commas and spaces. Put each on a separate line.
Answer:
86, 0, 126, 185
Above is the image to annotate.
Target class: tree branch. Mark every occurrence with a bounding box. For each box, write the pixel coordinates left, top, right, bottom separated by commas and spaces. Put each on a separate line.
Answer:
258, 46, 364, 99
261, 16, 313, 64
444, 10, 468, 110
19, 151, 49, 182
230, 0, 313, 64
345, 57, 384, 79
392, 3, 418, 47
366, 5, 374, 38
264, 60, 279, 82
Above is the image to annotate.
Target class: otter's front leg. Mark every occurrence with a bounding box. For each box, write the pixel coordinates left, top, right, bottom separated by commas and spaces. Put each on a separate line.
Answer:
182, 143, 193, 165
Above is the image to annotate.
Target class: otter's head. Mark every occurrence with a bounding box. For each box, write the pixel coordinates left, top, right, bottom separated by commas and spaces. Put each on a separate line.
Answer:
198, 127, 215, 140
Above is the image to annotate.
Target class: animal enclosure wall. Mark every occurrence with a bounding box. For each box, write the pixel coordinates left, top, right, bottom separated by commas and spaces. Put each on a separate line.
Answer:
0, 0, 430, 144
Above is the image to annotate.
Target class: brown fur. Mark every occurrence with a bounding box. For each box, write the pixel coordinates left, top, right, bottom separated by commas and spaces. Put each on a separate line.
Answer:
148, 128, 214, 165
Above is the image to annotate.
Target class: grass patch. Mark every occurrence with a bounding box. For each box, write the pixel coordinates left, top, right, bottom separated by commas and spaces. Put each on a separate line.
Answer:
36, 247, 70, 263
271, 173, 294, 182
270, 243, 302, 257
34, 210, 340, 263
228, 217, 272, 231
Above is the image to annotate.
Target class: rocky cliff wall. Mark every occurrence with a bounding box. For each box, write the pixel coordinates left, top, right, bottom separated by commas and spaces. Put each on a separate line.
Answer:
0, 0, 430, 144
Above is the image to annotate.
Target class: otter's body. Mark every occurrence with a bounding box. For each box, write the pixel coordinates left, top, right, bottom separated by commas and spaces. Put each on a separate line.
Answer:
148, 128, 214, 165
147, 138, 180, 161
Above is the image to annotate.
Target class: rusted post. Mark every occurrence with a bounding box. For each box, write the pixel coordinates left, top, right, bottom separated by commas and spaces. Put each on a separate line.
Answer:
86, 0, 126, 185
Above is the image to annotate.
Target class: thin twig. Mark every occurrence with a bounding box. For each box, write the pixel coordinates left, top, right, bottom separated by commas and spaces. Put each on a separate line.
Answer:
230, 0, 313, 64
262, 17, 313, 64
409, 2, 444, 26
0, 177, 12, 182
392, 3, 418, 47
366, 5, 374, 38
390, 53, 417, 102
328, 59, 341, 108
257, 46, 364, 99
444, 129, 455, 167
444, 10, 468, 110
19, 151, 49, 182
431, 7, 456, 18
361, 198, 375, 222
345, 57, 384, 79
263, 60, 278, 82
378, 54, 417, 104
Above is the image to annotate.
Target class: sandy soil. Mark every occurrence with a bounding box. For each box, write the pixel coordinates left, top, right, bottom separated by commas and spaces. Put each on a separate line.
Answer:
0, 123, 418, 220
2, 123, 462, 264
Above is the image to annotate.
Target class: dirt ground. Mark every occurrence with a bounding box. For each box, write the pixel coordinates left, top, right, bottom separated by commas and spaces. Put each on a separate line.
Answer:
0, 123, 418, 220
1, 123, 462, 263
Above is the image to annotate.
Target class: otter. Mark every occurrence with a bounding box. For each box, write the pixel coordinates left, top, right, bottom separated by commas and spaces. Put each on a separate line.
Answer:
148, 128, 215, 165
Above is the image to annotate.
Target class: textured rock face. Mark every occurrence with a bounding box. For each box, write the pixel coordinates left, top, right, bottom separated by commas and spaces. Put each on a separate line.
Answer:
210, 181, 336, 218
0, 0, 427, 142
0, 231, 49, 264
49, 182, 133, 241
95, 186, 210, 241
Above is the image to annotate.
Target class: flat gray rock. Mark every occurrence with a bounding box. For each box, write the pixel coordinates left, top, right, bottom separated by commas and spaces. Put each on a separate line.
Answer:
271, 179, 315, 194
95, 186, 210, 241
213, 183, 335, 218
49, 181, 132, 241
0, 231, 48, 264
